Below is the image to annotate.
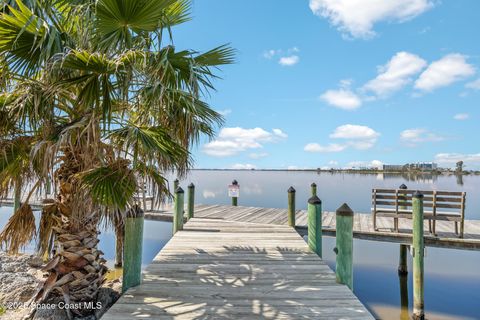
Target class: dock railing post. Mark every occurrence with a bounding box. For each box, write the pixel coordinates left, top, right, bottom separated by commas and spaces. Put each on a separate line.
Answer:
122, 205, 144, 293
287, 187, 296, 227
398, 184, 409, 276
173, 187, 184, 234
307, 195, 322, 257
310, 182, 317, 197
187, 183, 195, 220
231, 180, 238, 206
334, 203, 354, 290
412, 191, 425, 320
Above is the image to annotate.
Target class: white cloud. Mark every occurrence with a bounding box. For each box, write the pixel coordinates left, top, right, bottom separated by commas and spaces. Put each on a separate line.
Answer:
363, 52, 427, 97
230, 163, 257, 170
330, 124, 380, 150
203, 127, 287, 157
330, 124, 380, 140
263, 49, 279, 59
304, 143, 347, 153
435, 153, 480, 169
264, 48, 300, 67
347, 160, 384, 169
249, 152, 269, 159
466, 78, 480, 90
217, 109, 232, 116
279, 55, 299, 66
400, 128, 444, 146
453, 113, 469, 121
320, 89, 362, 110
415, 54, 476, 92
309, 0, 434, 39
272, 128, 288, 138
305, 124, 380, 153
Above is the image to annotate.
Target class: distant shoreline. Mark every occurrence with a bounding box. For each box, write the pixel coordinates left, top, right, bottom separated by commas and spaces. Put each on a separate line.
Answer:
191, 168, 480, 175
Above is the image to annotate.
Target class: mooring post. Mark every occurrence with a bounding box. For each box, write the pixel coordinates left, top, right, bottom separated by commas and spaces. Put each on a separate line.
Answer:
307, 195, 322, 257
287, 187, 296, 227
398, 183, 409, 276
187, 183, 195, 219
412, 191, 425, 320
231, 180, 238, 206
173, 187, 184, 234
122, 206, 144, 293
173, 178, 179, 194
310, 182, 317, 197
334, 203, 354, 290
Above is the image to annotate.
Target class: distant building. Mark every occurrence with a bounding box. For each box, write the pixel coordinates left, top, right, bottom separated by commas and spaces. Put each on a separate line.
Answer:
383, 162, 438, 172
383, 164, 405, 172
409, 162, 438, 171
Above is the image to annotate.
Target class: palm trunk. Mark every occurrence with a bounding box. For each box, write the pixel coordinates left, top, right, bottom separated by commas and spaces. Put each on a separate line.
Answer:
33, 149, 107, 318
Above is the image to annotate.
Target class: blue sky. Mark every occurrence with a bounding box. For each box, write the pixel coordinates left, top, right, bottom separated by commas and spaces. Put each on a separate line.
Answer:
172, 0, 480, 170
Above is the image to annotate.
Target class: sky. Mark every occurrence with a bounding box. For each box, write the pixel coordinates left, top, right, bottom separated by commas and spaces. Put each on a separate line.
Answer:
172, 0, 480, 170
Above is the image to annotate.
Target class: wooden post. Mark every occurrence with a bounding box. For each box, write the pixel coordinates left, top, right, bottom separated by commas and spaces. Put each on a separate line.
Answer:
187, 183, 195, 219
287, 187, 296, 227
399, 268, 409, 320
310, 182, 317, 197
307, 195, 322, 257
398, 184, 409, 276
231, 180, 238, 206
412, 191, 425, 320
173, 187, 184, 234
335, 203, 354, 290
122, 206, 144, 293
13, 179, 21, 213
173, 179, 179, 194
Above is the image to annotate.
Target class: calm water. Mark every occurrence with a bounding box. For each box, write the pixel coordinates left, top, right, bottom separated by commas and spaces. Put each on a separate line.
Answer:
1, 171, 479, 319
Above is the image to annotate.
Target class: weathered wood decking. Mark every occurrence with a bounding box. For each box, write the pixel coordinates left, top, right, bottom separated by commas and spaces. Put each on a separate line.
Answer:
145, 204, 480, 250
103, 217, 374, 319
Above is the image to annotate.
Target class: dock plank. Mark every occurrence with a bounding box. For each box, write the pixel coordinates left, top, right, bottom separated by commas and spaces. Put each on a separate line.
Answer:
103, 218, 373, 319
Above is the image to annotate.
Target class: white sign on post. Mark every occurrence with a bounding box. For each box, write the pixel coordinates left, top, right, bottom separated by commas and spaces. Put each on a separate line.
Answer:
228, 184, 240, 197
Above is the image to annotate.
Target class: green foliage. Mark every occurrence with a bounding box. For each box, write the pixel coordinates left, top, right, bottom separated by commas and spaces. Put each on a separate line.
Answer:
79, 161, 137, 209
0, 0, 233, 252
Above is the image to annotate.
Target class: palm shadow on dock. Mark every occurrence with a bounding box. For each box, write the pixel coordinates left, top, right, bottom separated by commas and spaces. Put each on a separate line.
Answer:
105, 243, 370, 319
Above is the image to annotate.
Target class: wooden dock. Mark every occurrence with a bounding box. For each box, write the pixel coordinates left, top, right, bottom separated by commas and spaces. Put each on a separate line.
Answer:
145, 204, 480, 250
103, 217, 374, 319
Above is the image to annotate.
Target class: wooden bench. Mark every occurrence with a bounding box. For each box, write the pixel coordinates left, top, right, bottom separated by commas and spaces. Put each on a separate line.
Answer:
372, 188, 466, 238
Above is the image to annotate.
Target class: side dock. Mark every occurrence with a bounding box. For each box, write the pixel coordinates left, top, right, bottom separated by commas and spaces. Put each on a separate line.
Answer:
145, 204, 480, 250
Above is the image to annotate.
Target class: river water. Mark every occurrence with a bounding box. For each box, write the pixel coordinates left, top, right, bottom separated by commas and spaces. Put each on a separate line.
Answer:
1, 170, 479, 319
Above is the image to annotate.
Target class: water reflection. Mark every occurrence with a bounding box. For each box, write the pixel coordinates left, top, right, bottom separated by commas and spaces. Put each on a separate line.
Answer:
174, 171, 480, 219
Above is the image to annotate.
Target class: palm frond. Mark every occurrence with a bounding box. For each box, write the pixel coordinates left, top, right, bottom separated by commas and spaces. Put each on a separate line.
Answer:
108, 121, 188, 165
0, 0, 62, 76
78, 159, 137, 209
0, 203, 36, 254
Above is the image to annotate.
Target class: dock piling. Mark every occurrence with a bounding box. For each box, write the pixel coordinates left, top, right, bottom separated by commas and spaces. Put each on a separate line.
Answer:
307, 195, 322, 257
398, 184, 409, 276
173, 187, 184, 234
231, 180, 238, 206
122, 206, 144, 293
187, 183, 195, 219
287, 187, 296, 227
412, 191, 425, 320
310, 182, 317, 197
173, 178, 179, 194
334, 203, 354, 290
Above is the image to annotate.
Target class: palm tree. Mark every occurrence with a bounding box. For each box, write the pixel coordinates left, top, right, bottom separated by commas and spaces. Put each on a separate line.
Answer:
0, 0, 233, 317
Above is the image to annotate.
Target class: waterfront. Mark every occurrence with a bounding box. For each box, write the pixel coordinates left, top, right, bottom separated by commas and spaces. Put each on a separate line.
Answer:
1, 170, 479, 319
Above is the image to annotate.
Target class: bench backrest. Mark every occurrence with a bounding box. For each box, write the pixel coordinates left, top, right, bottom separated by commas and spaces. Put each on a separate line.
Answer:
372, 188, 466, 217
